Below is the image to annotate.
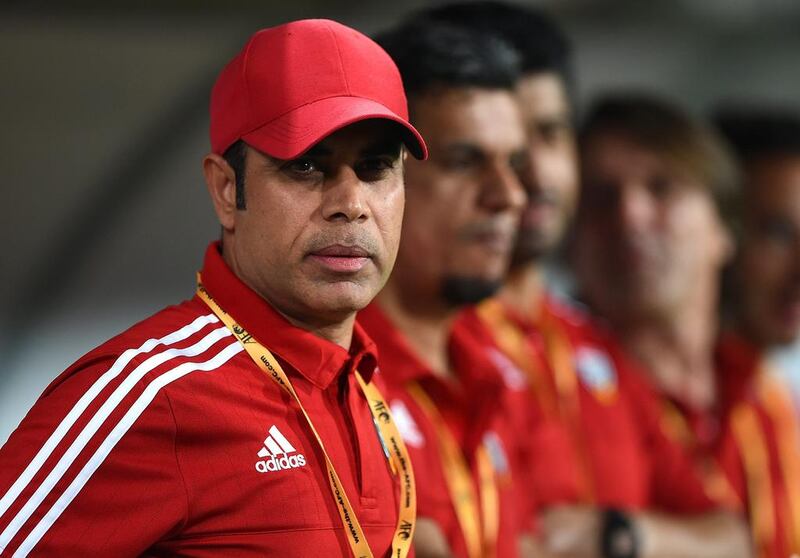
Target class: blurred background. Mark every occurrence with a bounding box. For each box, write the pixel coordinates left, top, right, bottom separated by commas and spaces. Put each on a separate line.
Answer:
2, 0, 800, 443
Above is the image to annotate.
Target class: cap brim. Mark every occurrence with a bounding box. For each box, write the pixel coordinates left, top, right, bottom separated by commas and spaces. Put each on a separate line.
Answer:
241, 96, 427, 161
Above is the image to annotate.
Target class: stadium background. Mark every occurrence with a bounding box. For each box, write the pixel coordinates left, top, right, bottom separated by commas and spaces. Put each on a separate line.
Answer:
2, 0, 800, 443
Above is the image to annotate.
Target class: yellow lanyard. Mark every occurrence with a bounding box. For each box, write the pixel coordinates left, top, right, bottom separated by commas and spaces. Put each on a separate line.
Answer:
658, 401, 741, 510
538, 308, 597, 504
197, 277, 416, 558
757, 364, 800, 553
731, 402, 775, 556
406, 382, 499, 558
476, 300, 557, 417
477, 299, 595, 504
730, 359, 800, 557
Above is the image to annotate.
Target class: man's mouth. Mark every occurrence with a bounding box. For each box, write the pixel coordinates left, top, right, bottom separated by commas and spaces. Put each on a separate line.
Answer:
464, 226, 516, 255
307, 244, 372, 273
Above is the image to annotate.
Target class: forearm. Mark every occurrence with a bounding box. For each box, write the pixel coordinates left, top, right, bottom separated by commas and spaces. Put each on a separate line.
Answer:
520, 531, 559, 558
634, 510, 753, 558
539, 505, 753, 558
413, 517, 455, 558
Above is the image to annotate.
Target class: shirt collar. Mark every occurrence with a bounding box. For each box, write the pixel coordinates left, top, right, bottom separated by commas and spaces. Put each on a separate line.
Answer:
717, 331, 761, 367
358, 302, 504, 396
716, 331, 762, 409
359, 302, 508, 455
198, 242, 377, 388
357, 302, 431, 385
449, 313, 509, 394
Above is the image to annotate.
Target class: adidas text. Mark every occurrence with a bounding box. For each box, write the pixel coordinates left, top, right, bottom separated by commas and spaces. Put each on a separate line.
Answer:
256, 453, 307, 473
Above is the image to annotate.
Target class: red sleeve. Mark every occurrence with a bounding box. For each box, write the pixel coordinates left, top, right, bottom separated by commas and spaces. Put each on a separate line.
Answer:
617, 362, 719, 514
715, 424, 748, 507
0, 357, 187, 557
523, 407, 585, 510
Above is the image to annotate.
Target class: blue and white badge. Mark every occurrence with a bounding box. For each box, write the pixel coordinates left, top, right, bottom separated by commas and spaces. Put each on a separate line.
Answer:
390, 399, 426, 448
575, 346, 618, 403
484, 346, 528, 391
482, 430, 510, 476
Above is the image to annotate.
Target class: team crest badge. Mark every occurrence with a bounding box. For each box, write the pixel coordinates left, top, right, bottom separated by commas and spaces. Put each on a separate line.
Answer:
575, 346, 618, 404
390, 399, 425, 448
482, 430, 511, 484
484, 347, 528, 391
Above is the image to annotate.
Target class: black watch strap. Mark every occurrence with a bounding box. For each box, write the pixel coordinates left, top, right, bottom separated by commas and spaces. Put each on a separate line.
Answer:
601, 508, 639, 558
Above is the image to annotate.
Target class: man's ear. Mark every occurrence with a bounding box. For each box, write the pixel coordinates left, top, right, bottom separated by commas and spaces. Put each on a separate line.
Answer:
203, 153, 238, 231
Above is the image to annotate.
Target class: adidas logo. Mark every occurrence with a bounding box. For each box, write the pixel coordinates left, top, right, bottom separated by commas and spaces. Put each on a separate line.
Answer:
255, 425, 307, 473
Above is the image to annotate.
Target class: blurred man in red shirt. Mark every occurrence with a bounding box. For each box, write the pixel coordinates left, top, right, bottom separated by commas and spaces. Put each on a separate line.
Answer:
571, 93, 752, 556
714, 108, 800, 558
427, 5, 750, 557
360, 15, 538, 558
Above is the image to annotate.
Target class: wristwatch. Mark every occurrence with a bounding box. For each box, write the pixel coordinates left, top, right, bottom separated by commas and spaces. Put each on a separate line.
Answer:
601, 508, 639, 558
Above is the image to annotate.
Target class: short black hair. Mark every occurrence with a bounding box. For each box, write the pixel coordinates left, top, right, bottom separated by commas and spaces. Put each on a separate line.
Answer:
223, 139, 247, 210
419, 1, 574, 95
374, 17, 520, 101
714, 105, 800, 164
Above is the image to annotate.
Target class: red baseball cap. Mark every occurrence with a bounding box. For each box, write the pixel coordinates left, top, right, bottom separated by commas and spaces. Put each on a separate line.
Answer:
209, 19, 427, 160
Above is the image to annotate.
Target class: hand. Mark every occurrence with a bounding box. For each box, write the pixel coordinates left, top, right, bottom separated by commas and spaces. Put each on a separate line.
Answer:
539, 505, 603, 558
519, 532, 559, 558
413, 517, 454, 558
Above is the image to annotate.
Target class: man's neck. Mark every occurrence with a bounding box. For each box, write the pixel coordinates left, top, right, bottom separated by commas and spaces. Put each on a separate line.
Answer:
278, 312, 355, 351
616, 291, 719, 410
734, 315, 775, 355
377, 281, 457, 380
500, 264, 546, 315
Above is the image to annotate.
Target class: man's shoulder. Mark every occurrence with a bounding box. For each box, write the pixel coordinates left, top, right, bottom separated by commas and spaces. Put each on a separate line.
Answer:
547, 295, 627, 355
544, 294, 653, 403
42, 297, 222, 397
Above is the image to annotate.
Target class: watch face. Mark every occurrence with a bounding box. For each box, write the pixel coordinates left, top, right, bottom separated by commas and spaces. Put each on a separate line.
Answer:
601, 509, 638, 558
609, 527, 636, 558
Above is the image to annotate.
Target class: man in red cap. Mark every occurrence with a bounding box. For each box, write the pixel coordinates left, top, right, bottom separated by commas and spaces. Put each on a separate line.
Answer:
0, 19, 425, 557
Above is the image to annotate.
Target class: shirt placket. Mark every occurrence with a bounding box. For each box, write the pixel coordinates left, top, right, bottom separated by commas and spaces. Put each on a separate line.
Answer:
343, 356, 389, 516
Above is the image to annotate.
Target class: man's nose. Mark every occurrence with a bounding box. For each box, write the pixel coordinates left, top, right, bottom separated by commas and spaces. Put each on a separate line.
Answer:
480, 160, 527, 213
321, 166, 369, 223
616, 184, 654, 233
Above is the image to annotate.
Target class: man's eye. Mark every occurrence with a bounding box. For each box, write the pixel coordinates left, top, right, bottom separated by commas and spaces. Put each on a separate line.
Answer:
538, 123, 565, 144
355, 157, 398, 181
442, 155, 479, 170
283, 159, 318, 175
358, 157, 395, 172
760, 218, 797, 246
648, 175, 677, 199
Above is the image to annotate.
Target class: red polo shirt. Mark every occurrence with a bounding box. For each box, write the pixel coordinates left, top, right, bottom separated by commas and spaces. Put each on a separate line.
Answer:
358, 303, 534, 558
463, 295, 718, 514
716, 333, 800, 558
0, 242, 405, 557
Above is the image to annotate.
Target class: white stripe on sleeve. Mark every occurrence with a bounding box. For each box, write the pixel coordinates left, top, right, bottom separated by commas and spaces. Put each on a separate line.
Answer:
0, 324, 231, 552
12, 341, 244, 557
0, 314, 219, 522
